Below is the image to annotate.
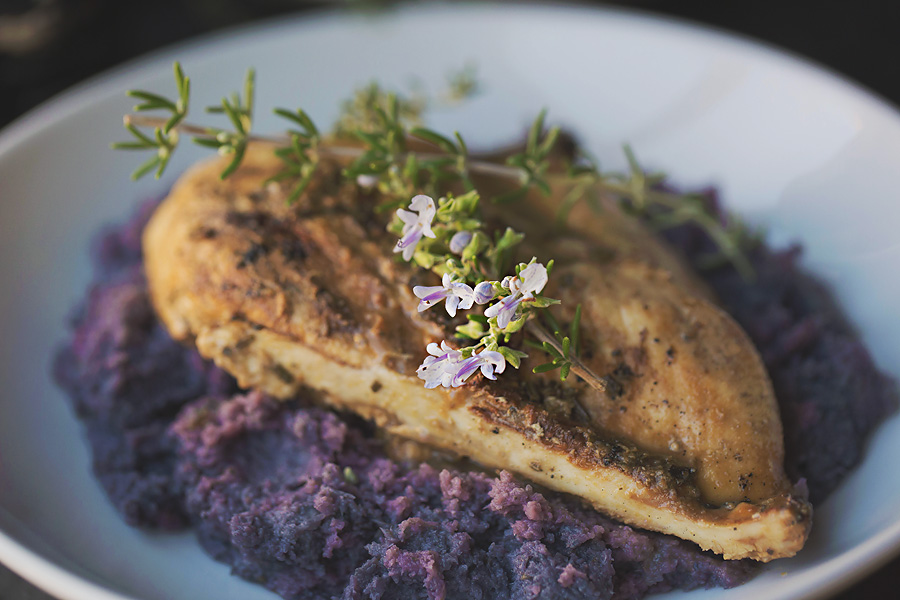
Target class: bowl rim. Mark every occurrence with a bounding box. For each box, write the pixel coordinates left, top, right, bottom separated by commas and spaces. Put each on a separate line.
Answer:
1, 3, 899, 599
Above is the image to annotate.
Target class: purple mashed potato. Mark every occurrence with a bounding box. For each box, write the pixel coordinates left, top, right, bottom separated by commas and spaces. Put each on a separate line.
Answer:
53, 197, 896, 599
52, 202, 238, 529
173, 391, 750, 599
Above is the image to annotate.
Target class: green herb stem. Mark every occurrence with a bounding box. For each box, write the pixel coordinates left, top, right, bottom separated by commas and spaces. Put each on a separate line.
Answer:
525, 320, 606, 411
124, 113, 754, 279
124, 114, 518, 179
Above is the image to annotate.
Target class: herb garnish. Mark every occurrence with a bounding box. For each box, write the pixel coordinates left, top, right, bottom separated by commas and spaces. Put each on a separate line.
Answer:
115, 62, 756, 397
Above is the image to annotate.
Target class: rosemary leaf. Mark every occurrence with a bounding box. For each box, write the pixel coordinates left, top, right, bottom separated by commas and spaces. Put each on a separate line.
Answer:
131, 154, 161, 181
569, 304, 582, 356
410, 127, 458, 154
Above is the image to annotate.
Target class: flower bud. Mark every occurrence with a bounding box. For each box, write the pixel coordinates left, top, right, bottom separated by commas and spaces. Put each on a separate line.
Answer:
449, 231, 473, 254
473, 281, 495, 305
356, 174, 379, 189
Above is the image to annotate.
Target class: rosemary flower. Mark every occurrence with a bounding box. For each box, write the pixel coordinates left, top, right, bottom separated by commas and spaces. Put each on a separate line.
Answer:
416, 343, 506, 389
413, 273, 476, 317
473, 281, 496, 305
394, 194, 436, 261
448, 349, 506, 387
417, 341, 461, 389
356, 174, 379, 189
449, 230, 473, 254
484, 262, 549, 329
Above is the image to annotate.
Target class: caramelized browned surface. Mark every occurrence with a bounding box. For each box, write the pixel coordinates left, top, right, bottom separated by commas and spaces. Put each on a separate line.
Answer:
143, 143, 810, 560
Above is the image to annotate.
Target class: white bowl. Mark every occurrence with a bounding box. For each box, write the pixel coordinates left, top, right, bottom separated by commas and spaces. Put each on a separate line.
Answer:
1, 3, 898, 599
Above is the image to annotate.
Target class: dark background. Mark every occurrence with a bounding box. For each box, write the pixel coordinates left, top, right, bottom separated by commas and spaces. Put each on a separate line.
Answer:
1, 1, 897, 598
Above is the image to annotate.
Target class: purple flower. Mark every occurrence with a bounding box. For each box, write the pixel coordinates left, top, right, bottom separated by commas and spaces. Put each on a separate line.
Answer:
413, 273, 476, 317
417, 344, 507, 389
416, 341, 461, 389
448, 349, 506, 387
449, 231, 473, 254
513, 262, 549, 296
394, 195, 436, 261
484, 262, 549, 330
484, 293, 522, 330
473, 281, 495, 305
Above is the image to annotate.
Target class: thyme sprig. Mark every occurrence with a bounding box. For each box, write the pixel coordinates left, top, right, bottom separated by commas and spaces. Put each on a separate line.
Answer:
343, 92, 408, 180
409, 126, 474, 192
495, 110, 560, 204
334, 81, 426, 136
334, 66, 479, 136
443, 64, 479, 104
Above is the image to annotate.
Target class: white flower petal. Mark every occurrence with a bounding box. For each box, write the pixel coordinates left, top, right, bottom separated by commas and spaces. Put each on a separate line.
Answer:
520, 262, 548, 294
449, 282, 475, 303
396, 209, 418, 226
494, 297, 520, 330
481, 350, 506, 374
480, 363, 496, 380
414, 285, 445, 300
446, 295, 460, 317
483, 302, 501, 319
409, 194, 433, 212
357, 174, 379, 188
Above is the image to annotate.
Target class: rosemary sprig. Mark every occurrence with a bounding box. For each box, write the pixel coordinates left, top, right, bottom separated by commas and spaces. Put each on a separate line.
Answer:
192, 68, 256, 179
529, 305, 582, 380
111, 62, 189, 180
121, 101, 754, 281
269, 107, 321, 204
115, 63, 760, 399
